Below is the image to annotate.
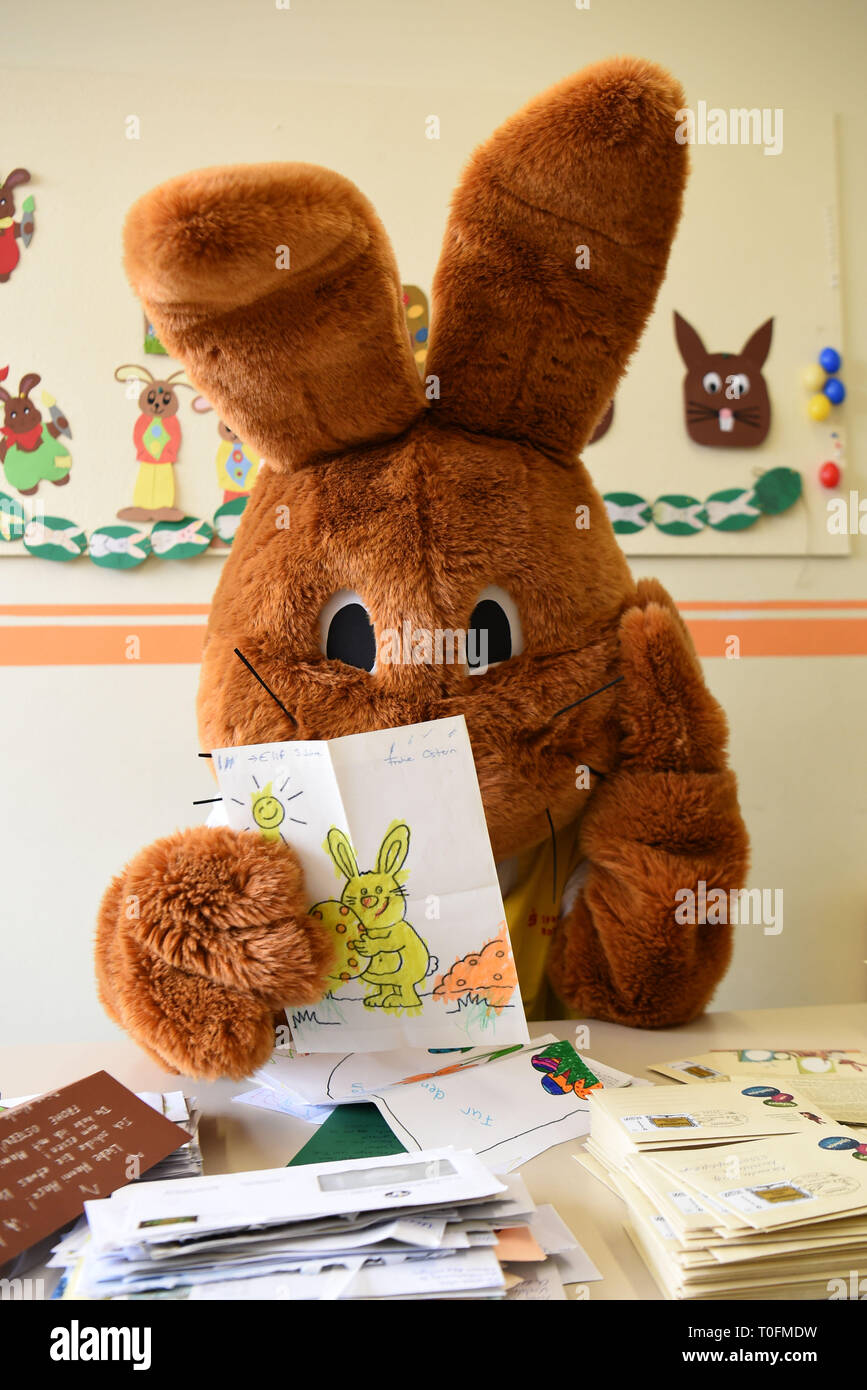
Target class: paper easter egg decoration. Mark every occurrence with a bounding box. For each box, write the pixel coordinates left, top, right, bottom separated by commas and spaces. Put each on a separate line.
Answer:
213, 496, 248, 544
701, 487, 761, 532
674, 312, 773, 448
22, 516, 86, 561
603, 491, 652, 534
753, 466, 802, 515
652, 494, 704, 536
0, 490, 26, 541
150, 515, 214, 559
89, 523, 152, 569
402, 285, 429, 376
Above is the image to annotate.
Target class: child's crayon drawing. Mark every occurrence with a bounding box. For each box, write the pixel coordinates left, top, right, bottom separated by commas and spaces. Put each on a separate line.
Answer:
211, 717, 530, 1051
313, 822, 430, 1014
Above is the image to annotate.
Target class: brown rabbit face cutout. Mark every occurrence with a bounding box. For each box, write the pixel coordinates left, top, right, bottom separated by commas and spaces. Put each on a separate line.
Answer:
674, 312, 773, 448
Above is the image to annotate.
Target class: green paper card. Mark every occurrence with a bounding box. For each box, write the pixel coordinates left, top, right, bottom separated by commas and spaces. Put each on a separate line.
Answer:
287, 1103, 406, 1167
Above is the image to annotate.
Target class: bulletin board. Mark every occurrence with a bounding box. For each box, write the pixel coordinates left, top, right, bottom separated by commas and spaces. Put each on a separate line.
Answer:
585, 108, 850, 557
0, 72, 850, 568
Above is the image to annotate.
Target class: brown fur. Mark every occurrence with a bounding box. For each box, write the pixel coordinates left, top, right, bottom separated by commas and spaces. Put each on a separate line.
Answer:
98, 57, 749, 1079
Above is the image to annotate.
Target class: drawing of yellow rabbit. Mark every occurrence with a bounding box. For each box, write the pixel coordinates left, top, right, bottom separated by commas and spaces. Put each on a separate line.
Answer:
325, 821, 430, 1010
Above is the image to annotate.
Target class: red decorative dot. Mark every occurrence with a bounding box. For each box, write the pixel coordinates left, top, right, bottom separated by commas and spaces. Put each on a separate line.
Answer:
819, 460, 841, 489
456, 978, 465, 986
340, 905, 350, 915
339, 971, 350, 982
335, 924, 346, 935
311, 911, 322, 920
348, 958, 357, 967
493, 973, 502, 981
468, 958, 477, 965
496, 950, 504, 957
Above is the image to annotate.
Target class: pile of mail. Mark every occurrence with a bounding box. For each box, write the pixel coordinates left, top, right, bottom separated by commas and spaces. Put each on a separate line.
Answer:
579, 1080, 867, 1299
55, 1148, 599, 1300
135, 1092, 203, 1182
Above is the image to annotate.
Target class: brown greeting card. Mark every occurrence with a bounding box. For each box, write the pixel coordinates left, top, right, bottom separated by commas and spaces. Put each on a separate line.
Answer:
0, 1070, 190, 1264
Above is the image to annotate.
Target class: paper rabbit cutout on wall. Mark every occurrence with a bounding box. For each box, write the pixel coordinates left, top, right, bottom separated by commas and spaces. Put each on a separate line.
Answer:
114, 365, 194, 521
674, 312, 774, 448
96, 58, 749, 1080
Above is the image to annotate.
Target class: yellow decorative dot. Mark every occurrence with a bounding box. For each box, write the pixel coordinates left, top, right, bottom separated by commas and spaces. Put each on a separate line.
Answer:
407, 304, 424, 319
802, 364, 825, 392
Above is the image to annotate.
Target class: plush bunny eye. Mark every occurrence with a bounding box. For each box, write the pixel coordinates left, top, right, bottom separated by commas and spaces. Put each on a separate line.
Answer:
726, 372, 750, 399
467, 585, 523, 675
319, 590, 376, 672
702, 372, 723, 395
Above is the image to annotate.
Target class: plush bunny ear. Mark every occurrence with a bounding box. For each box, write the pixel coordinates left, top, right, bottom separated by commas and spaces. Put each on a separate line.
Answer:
327, 827, 359, 881
376, 823, 410, 877
425, 58, 688, 464
123, 164, 425, 469
739, 318, 773, 368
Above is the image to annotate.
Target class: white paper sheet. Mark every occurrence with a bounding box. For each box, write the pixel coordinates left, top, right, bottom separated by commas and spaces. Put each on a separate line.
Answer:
213, 716, 529, 1052
341, 1247, 505, 1299
232, 1085, 336, 1124
370, 1037, 593, 1173
253, 1040, 542, 1104
503, 1260, 567, 1300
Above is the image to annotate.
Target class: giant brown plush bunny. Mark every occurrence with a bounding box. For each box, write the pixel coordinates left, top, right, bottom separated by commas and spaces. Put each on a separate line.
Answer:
96, 57, 749, 1081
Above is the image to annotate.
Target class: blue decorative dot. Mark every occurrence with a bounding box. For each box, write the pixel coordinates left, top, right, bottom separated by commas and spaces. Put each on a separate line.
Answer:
415, 326, 428, 343
823, 377, 846, 405
819, 346, 842, 373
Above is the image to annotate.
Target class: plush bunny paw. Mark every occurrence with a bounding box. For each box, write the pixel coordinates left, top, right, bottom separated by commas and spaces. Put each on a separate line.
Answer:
96, 825, 334, 1079
616, 581, 730, 774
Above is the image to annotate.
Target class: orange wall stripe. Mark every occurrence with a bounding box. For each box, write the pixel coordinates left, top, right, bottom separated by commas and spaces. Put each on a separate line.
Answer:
0, 625, 206, 666
2, 617, 867, 664
687, 618, 867, 658
1, 599, 865, 620
0, 604, 211, 617
679, 599, 867, 612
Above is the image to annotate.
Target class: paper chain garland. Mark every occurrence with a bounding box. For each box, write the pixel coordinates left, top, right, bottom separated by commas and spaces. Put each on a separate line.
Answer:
0, 467, 802, 562
603, 466, 802, 536
0, 492, 243, 566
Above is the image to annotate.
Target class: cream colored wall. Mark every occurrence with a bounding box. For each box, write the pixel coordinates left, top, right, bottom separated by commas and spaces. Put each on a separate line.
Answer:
1, 0, 865, 1046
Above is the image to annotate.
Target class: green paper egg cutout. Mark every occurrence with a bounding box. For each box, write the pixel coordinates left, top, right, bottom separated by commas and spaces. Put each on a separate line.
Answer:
701, 488, 761, 532
213, 496, 248, 545
603, 492, 652, 534
652, 494, 704, 536
89, 524, 152, 569
150, 515, 214, 560
0, 491, 27, 543
22, 515, 87, 561
753, 467, 802, 516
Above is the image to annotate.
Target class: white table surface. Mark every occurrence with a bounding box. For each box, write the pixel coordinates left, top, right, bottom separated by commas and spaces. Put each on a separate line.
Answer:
3, 1002, 865, 1300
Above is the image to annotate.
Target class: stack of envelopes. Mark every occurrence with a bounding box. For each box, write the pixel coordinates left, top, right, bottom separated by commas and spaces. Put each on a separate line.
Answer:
135, 1092, 203, 1181
63, 1147, 596, 1300
579, 1081, 867, 1299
